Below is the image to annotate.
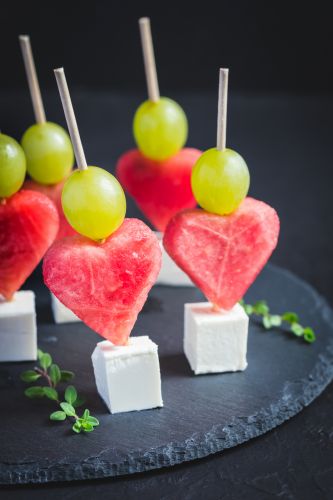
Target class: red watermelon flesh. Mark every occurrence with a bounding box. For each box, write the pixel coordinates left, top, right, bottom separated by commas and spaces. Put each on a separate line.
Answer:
43, 218, 162, 345
24, 179, 75, 240
0, 190, 59, 300
163, 198, 280, 310
116, 148, 202, 232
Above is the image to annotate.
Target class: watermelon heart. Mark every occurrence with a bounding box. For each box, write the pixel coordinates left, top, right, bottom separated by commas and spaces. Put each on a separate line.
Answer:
24, 179, 75, 240
43, 219, 161, 345
163, 197, 280, 310
116, 148, 202, 232
0, 190, 59, 300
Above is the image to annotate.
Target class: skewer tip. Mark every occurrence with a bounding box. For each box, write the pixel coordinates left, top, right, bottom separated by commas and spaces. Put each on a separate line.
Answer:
139, 17, 150, 25
19, 35, 29, 42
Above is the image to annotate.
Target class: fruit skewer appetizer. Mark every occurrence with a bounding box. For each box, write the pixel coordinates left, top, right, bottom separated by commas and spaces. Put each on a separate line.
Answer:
116, 17, 201, 286
19, 35, 75, 240
164, 69, 280, 375
19, 35, 79, 324
0, 133, 59, 362
43, 68, 163, 414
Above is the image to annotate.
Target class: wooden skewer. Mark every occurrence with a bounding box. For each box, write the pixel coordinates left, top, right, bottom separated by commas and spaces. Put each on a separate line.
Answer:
54, 68, 87, 171
19, 35, 46, 124
216, 68, 229, 151
139, 17, 160, 102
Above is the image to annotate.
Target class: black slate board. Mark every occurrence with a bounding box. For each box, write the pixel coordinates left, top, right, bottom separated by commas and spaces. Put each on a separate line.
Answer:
0, 264, 332, 485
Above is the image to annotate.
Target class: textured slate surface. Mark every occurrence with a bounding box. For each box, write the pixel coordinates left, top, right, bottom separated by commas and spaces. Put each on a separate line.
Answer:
0, 264, 332, 485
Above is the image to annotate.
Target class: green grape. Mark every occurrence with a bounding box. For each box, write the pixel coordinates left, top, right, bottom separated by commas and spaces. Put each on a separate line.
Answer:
0, 133, 26, 198
133, 97, 188, 161
191, 148, 250, 215
21, 122, 74, 185
62, 166, 126, 241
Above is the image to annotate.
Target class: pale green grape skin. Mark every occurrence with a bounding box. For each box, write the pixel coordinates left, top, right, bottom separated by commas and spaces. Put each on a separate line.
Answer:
21, 122, 74, 185
133, 97, 188, 161
62, 166, 126, 241
191, 148, 250, 215
0, 133, 26, 198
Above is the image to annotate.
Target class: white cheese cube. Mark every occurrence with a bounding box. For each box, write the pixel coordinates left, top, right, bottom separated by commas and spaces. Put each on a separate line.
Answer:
184, 302, 249, 375
0, 291, 37, 362
92, 336, 163, 414
155, 231, 194, 287
50, 293, 79, 323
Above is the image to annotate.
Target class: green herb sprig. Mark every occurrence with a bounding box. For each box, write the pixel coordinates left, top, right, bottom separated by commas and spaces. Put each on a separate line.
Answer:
240, 300, 316, 343
21, 349, 99, 434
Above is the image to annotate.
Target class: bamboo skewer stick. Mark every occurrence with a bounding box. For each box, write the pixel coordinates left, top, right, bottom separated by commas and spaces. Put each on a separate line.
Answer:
139, 17, 160, 102
216, 68, 229, 151
19, 35, 46, 124
54, 68, 87, 171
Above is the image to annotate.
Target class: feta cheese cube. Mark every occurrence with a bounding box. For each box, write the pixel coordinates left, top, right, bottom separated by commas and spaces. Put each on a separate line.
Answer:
0, 291, 37, 362
50, 293, 79, 323
92, 336, 163, 414
184, 302, 249, 375
155, 231, 194, 287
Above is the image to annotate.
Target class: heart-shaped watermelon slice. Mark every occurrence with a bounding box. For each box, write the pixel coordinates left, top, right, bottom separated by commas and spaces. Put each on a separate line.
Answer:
24, 179, 75, 240
163, 197, 280, 310
116, 148, 202, 232
0, 190, 59, 300
43, 219, 161, 345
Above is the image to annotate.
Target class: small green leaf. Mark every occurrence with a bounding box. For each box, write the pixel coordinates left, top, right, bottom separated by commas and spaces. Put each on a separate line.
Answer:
282, 312, 299, 324
43, 387, 58, 401
37, 349, 44, 361
239, 299, 245, 306
270, 315, 282, 327
254, 301, 269, 316
50, 364, 61, 385
303, 327, 316, 343
291, 323, 304, 337
65, 385, 77, 405
87, 416, 99, 427
244, 304, 253, 315
81, 421, 94, 432
60, 370, 75, 382
73, 396, 85, 408
72, 421, 82, 433
40, 353, 52, 370
20, 370, 41, 383
50, 411, 66, 421
83, 409, 90, 419
263, 316, 272, 329
24, 386, 45, 398
60, 402, 76, 417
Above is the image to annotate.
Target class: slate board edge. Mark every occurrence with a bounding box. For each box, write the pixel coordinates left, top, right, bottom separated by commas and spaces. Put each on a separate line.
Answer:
1, 266, 333, 485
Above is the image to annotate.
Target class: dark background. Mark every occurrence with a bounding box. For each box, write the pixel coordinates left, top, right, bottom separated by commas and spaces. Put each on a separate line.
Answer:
1, 2, 333, 498
1, 0, 332, 94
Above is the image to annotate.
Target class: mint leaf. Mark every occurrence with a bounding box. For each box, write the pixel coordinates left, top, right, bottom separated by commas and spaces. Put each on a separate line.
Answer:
60, 370, 75, 382
60, 402, 76, 417
73, 396, 85, 408
50, 364, 61, 385
65, 385, 77, 405
43, 387, 58, 401
282, 312, 299, 324
263, 316, 272, 329
40, 353, 52, 370
303, 327, 316, 343
37, 349, 44, 361
87, 416, 99, 427
20, 370, 41, 383
254, 301, 269, 316
50, 411, 66, 421
291, 323, 304, 337
24, 386, 45, 398
72, 421, 82, 433
270, 315, 282, 327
